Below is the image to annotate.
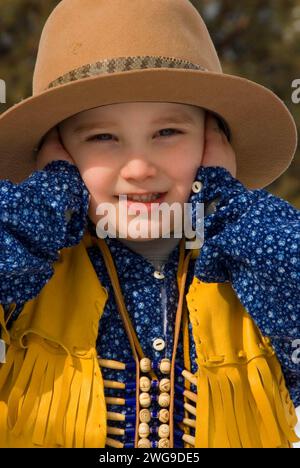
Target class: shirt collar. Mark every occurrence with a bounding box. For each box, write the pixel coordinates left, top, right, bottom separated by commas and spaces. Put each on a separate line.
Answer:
87, 217, 181, 279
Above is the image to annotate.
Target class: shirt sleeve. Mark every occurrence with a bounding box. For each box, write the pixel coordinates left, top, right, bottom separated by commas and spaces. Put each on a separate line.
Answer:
0, 160, 90, 310
188, 165, 300, 406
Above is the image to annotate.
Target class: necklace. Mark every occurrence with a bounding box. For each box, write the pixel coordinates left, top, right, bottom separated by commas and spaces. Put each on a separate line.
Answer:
93, 235, 197, 448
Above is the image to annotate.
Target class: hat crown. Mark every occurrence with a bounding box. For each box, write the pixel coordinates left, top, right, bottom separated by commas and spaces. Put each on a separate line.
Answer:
33, 0, 222, 94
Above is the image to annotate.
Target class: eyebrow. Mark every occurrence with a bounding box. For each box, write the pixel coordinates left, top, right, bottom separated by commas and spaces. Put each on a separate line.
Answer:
73, 111, 197, 134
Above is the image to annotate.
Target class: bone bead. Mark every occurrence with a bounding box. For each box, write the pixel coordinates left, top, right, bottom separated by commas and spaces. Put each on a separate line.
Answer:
159, 358, 171, 374
104, 379, 125, 390
184, 402, 197, 417
107, 411, 125, 422
98, 358, 125, 370
182, 369, 197, 386
158, 392, 170, 408
158, 424, 170, 439
159, 378, 170, 392
106, 437, 124, 448
183, 418, 196, 429
105, 396, 125, 405
138, 438, 151, 448
183, 389, 197, 403
158, 438, 170, 448
139, 408, 151, 423
138, 422, 150, 438
140, 358, 152, 373
140, 376, 151, 392
107, 426, 125, 436
182, 434, 195, 447
139, 392, 151, 408
158, 408, 169, 423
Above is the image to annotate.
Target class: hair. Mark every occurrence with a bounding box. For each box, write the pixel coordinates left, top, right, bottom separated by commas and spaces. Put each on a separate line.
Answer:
207, 109, 231, 142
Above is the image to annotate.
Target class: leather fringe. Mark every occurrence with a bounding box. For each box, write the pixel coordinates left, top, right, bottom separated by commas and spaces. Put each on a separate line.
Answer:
195, 355, 300, 448
0, 334, 107, 448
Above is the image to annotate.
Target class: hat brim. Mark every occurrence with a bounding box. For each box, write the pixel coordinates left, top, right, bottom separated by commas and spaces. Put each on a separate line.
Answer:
0, 68, 297, 188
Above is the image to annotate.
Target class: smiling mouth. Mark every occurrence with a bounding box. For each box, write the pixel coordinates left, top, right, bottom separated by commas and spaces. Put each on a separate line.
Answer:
114, 193, 167, 202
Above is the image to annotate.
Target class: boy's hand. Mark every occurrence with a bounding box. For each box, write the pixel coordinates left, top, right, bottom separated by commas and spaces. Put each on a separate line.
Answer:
35, 127, 75, 170
202, 113, 237, 178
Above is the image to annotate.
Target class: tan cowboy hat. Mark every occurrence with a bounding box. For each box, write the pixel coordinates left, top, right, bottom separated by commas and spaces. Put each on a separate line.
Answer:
0, 0, 297, 188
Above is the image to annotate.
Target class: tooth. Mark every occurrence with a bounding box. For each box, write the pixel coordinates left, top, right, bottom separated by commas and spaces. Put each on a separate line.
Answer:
129, 193, 160, 202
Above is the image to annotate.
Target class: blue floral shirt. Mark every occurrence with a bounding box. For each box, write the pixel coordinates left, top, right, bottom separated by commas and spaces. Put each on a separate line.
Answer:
0, 160, 299, 448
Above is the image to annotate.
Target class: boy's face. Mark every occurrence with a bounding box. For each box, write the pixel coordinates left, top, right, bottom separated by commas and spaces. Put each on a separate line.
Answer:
59, 102, 205, 241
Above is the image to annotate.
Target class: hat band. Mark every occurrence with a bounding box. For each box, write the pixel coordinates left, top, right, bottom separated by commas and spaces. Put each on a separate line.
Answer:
47, 55, 208, 89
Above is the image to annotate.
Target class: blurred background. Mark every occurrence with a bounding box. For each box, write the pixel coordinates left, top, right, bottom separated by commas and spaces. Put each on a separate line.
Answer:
0, 0, 300, 207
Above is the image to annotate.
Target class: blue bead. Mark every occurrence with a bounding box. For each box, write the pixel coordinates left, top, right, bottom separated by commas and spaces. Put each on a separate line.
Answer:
174, 438, 184, 446
125, 362, 136, 371
175, 363, 184, 375
174, 413, 183, 423
174, 397, 184, 407
174, 428, 184, 438
124, 443, 134, 448
152, 361, 159, 370
125, 381, 136, 390
125, 397, 136, 406
174, 442, 184, 448
151, 420, 159, 427
125, 388, 135, 395
125, 427, 135, 435
152, 380, 159, 389
175, 383, 185, 394
125, 413, 136, 422
150, 425, 161, 435
125, 422, 135, 428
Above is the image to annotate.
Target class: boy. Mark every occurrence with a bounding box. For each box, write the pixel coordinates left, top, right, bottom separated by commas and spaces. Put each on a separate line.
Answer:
0, 0, 299, 448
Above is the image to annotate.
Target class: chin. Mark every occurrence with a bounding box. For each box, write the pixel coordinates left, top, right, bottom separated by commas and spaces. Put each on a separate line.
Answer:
113, 216, 176, 240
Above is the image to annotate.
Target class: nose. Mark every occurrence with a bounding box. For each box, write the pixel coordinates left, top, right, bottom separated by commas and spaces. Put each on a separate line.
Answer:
119, 157, 158, 181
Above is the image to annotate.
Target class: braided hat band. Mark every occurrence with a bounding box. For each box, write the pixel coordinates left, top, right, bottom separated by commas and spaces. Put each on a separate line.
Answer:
48, 55, 207, 88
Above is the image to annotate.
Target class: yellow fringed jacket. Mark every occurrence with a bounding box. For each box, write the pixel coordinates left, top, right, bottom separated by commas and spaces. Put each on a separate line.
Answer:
0, 233, 299, 448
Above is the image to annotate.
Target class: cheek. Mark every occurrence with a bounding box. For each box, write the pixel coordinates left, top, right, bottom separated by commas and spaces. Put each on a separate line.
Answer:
168, 156, 201, 203
80, 166, 115, 200
169, 154, 200, 185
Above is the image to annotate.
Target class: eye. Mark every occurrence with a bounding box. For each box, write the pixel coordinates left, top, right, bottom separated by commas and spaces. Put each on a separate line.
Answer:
86, 133, 114, 142
157, 128, 182, 138
85, 128, 182, 143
